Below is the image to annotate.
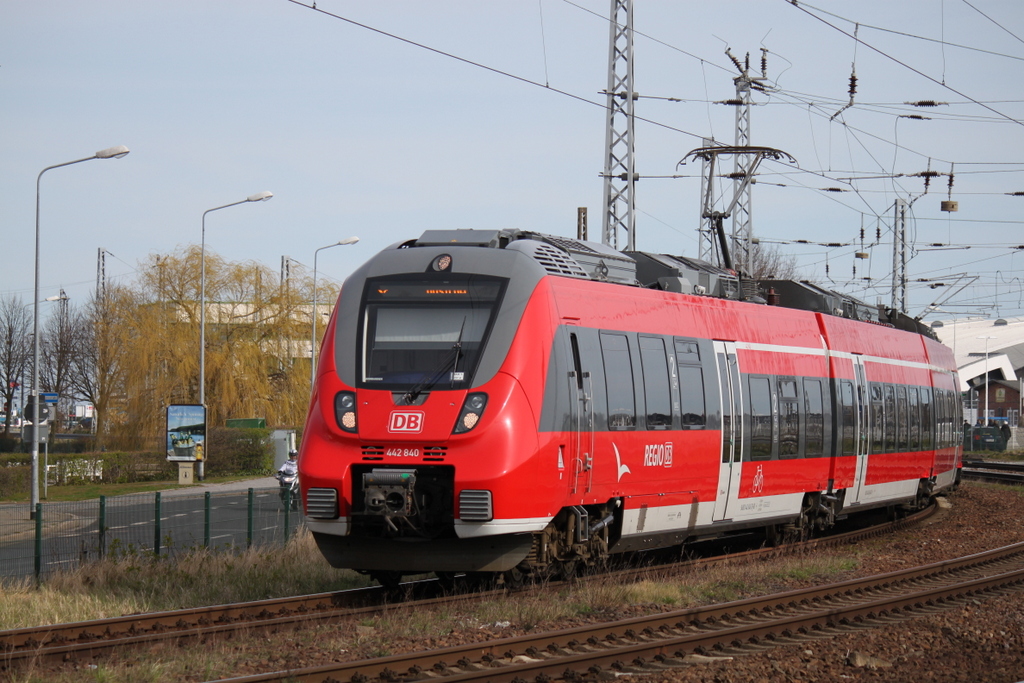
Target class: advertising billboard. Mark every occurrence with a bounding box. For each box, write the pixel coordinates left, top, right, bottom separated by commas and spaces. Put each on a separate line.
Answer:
166, 404, 206, 462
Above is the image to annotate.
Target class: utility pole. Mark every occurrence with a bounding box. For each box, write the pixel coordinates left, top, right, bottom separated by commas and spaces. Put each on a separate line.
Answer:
601, 0, 636, 251
891, 198, 908, 313
96, 248, 108, 301
697, 138, 716, 263
726, 48, 769, 275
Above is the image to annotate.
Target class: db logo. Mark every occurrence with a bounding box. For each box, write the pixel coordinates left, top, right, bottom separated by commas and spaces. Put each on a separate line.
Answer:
388, 411, 425, 433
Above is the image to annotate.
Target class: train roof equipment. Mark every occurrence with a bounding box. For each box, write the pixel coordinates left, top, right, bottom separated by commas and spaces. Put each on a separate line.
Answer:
398, 228, 937, 342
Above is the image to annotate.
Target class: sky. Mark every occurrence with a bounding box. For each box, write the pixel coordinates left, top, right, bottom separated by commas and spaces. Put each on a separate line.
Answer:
3, 0, 1024, 327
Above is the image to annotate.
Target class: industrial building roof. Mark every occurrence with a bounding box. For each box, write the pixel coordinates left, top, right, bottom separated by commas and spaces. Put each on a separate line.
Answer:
927, 316, 1024, 392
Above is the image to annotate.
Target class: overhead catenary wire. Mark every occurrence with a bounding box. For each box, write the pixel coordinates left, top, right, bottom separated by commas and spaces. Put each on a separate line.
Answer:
786, 0, 1024, 128
281, 0, 1024, 316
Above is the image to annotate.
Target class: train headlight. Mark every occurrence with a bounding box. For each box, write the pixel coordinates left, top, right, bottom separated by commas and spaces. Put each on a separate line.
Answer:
334, 391, 358, 433
453, 392, 487, 434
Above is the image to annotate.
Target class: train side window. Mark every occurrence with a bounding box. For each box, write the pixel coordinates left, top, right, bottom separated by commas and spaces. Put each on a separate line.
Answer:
639, 336, 672, 429
896, 385, 909, 451
674, 339, 700, 363
871, 383, 884, 453
839, 380, 856, 456
944, 389, 951, 448
909, 387, 920, 449
943, 390, 952, 448
779, 379, 798, 400
749, 376, 773, 460
678, 365, 706, 427
883, 385, 896, 452
804, 379, 824, 457
600, 332, 636, 429
920, 387, 933, 450
778, 378, 799, 458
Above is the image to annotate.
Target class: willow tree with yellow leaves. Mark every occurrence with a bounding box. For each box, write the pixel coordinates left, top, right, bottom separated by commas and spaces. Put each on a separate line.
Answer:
87, 247, 330, 450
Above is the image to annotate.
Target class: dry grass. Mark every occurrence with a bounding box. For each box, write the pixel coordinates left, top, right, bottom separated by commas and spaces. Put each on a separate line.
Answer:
0, 538, 864, 682
0, 530, 369, 631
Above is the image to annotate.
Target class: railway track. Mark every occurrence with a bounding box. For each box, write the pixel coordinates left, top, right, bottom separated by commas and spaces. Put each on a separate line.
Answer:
0, 502, 939, 672
217, 536, 1024, 683
962, 459, 1024, 485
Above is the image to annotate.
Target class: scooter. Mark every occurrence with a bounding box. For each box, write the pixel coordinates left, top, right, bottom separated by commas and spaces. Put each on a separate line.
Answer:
276, 471, 300, 512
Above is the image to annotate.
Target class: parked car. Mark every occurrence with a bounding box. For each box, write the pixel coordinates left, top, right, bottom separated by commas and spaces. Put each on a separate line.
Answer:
964, 425, 1006, 452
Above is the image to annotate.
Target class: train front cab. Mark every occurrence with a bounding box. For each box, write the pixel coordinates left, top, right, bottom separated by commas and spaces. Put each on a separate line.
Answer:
301, 246, 572, 578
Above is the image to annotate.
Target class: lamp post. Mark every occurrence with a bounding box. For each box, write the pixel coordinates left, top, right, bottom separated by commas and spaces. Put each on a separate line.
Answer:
31, 145, 129, 520
199, 191, 272, 477
311, 237, 359, 391
977, 335, 997, 425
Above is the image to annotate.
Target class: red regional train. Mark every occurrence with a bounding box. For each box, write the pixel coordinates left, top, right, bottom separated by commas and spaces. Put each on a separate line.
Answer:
299, 229, 962, 585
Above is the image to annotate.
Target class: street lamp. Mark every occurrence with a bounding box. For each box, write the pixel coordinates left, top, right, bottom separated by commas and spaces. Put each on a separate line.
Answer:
311, 237, 359, 391
977, 335, 997, 426
31, 145, 129, 520
199, 191, 272, 477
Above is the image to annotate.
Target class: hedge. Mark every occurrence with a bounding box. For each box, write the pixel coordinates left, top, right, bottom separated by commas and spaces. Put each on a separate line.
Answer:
0, 426, 279, 497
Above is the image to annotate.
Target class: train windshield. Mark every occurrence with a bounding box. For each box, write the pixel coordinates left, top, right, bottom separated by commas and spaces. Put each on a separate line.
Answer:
359, 275, 506, 390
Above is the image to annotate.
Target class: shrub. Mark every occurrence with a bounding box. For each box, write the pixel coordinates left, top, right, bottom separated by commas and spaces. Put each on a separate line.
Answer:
204, 427, 274, 476
86, 451, 174, 484
0, 436, 21, 454
0, 455, 31, 499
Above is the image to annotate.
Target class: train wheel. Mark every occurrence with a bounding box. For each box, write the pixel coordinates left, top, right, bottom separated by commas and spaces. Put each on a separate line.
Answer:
556, 558, 581, 582
502, 564, 530, 589
782, 496, 815, 543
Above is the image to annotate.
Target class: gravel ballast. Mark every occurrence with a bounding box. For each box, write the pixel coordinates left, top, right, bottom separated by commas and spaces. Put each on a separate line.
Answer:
629, 482, 1024, 682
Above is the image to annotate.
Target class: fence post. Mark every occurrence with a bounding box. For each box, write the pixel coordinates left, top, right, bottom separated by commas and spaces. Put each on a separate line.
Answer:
34, 503, 42, 582
154, 492, 162, 557
99, 496, 106, 559
204, 491, 211, 548
247, 488, 254, 548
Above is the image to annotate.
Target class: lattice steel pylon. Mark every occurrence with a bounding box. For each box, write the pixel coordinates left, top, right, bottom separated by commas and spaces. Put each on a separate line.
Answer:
891, 198, 908, 313
697, 137, 717, 263
601, 0, 636, 251
728, 49, 767, 276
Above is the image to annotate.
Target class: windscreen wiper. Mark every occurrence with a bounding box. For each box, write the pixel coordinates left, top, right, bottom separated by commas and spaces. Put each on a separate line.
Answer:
403, 317, 466, 403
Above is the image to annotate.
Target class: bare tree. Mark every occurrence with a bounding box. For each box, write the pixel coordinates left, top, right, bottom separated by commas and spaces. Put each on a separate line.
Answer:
69, 286, 135, 445
750, 242, 801, 281
0, 296, 31, 437
39, 293, 78, 431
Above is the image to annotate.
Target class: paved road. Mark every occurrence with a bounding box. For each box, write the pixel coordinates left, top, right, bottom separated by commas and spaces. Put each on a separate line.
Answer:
0, 476, 301, 580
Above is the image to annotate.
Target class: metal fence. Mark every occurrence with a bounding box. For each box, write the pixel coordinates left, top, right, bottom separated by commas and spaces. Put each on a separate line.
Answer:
0, 486, 303, 582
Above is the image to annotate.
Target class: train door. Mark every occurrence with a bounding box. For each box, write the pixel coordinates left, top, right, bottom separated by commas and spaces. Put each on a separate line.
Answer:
566, 329, 595, 496
848, 355, 870, 504
712, 341, 744, 521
